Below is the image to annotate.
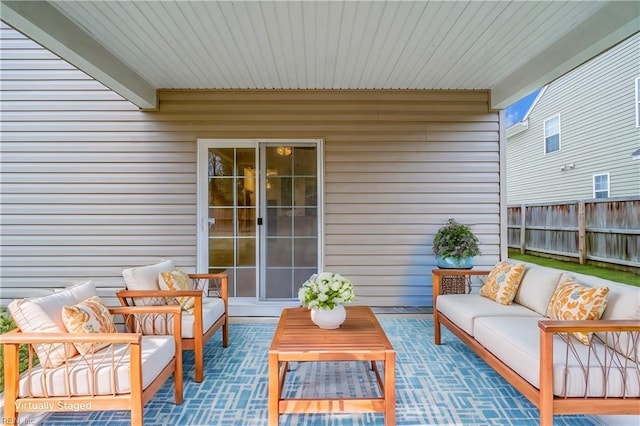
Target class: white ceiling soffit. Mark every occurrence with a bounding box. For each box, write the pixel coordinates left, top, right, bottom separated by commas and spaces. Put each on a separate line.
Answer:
1, 1, 639, 110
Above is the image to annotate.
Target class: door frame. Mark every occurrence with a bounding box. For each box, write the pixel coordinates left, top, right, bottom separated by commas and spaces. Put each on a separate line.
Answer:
196, 138, 324, 316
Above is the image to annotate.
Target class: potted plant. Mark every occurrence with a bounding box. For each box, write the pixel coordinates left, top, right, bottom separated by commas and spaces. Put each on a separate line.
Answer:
298, 272, 355, 329
432, 218, 481, 269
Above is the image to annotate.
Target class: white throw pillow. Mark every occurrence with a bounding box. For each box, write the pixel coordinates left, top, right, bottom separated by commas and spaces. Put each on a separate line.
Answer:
122, 259, 175, 305
8, 280, 97, 367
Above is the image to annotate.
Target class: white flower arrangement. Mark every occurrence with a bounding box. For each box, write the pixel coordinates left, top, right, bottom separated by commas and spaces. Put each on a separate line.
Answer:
298, 272, 355, 310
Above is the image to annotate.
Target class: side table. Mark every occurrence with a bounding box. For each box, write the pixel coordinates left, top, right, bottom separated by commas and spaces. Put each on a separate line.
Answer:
431, 269, 489, 296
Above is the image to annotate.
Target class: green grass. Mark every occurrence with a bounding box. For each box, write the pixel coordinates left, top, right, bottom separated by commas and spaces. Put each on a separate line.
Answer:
508, 249, 640, 287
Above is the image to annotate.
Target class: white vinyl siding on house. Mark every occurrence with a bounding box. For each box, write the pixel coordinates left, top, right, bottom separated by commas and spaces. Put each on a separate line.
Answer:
636, 78, 640, 127
507, 32, 640, 204
543, 114, 560, 154
1, 23, 502, 309
593, 173, 610, 198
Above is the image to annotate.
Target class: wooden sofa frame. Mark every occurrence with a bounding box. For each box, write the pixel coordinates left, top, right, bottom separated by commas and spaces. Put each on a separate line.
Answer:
1, 305, 183, 426
432, 269, 640, 426
117, 272, 228, 383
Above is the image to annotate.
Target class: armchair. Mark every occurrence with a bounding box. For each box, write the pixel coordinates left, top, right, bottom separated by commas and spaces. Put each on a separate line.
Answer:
118, 260, 228, 382
1, 281, 183, 425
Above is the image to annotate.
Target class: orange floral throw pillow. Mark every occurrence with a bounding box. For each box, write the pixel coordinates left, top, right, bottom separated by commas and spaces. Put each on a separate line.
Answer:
159, 270, 195, 314
546, 279, 610, 345
479, 261, 526, 305
62, 296, 117, 355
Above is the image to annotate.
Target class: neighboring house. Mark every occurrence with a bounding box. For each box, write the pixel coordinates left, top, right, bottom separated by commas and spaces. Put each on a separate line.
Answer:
506, 33, 640, 205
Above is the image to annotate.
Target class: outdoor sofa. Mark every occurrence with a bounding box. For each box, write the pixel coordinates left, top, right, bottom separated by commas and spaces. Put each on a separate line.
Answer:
433, 262, 640, 426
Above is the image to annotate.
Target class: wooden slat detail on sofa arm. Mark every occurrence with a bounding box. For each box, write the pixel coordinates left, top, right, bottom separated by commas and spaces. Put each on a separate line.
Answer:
538, 318, 640, 425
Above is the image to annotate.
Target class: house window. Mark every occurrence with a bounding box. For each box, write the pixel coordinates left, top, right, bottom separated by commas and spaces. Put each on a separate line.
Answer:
593, 173, 609, 198
636, 78, 639, 127
544, 115, 560, 154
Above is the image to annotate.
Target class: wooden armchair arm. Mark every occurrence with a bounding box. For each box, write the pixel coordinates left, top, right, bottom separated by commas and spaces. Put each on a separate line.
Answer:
116, 273, 228, 327
0, 329, 141, 345
116, 289, 204, 299
188, 273, 228, 300
109, 304, 184, 315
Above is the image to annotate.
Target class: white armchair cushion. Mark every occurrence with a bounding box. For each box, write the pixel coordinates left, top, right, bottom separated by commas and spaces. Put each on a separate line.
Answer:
181, 298, 225, 338
18, 335, 175, 397
134, 297, 225, 338
122, 260, 175, 305
8, 280, 97, 367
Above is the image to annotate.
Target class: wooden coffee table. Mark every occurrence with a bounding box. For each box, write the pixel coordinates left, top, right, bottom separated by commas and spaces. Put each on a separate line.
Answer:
268, 305, 396, 425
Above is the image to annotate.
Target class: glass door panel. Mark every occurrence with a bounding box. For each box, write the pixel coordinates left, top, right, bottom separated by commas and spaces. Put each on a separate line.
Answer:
208, 147, 256, 297
261, 145, 318, 300
200, 139, 320, 308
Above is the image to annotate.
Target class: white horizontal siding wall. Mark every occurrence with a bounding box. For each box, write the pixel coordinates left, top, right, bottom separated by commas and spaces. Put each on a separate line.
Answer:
507, 33, 640, 204
0, 23, 197, 306
1, 23, 502, 308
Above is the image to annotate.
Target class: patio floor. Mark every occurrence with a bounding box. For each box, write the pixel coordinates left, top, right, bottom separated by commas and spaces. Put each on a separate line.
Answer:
18, 318, 604, 425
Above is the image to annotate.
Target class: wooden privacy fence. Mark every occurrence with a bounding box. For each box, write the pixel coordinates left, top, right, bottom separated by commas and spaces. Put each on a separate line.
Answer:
507, 197, 639, 269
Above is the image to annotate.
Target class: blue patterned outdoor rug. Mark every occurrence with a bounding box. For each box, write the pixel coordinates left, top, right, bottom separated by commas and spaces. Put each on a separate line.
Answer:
37, 319, 600, 425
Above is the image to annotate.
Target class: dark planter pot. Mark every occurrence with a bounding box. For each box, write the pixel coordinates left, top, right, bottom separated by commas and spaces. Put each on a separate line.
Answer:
436, 256, 474, 269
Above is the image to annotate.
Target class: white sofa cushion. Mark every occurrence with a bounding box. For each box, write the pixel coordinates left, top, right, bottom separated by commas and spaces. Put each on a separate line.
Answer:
514, 265, 562, 315
8, 280, 97, 367
474, 316, 640, 398
181, 298, 225, 338
437, 294, 540, 336
122, 260, 175, 305
18, 335, 175, 397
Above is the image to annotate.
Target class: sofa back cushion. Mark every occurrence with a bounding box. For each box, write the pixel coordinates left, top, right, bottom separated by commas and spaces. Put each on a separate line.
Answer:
8, 280, 97, 367
122, 259, 175, 305
514, 265, 563, 315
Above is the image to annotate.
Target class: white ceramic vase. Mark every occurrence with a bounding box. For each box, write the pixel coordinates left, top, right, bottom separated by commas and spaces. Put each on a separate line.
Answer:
310, 304, 346, 329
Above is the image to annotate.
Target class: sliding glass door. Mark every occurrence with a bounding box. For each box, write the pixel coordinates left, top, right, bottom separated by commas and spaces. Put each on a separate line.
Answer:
197, 139, 322, 311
